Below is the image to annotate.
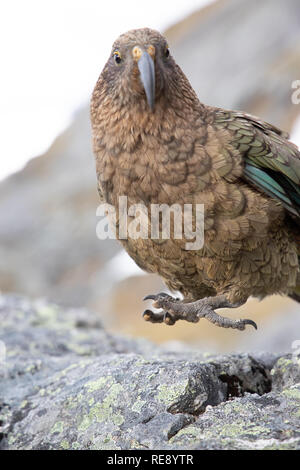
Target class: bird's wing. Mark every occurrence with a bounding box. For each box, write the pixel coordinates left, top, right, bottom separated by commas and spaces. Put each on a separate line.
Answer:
214, 109, 300, 219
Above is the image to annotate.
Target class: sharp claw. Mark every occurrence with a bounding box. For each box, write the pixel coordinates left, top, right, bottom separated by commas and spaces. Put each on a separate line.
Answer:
143, 309, 174, 325
143, 309, 163, 323
143, 295, 156, 301
143, 292, 172, 301
243, 319, 258, 330
164, 312, 176, 325
142, 309, 153, 321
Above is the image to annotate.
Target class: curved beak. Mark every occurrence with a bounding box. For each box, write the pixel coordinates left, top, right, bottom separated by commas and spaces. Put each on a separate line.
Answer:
137, 51, 155, 111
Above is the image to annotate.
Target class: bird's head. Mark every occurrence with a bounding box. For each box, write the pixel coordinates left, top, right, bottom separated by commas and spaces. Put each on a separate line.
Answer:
100, 28, 177, 112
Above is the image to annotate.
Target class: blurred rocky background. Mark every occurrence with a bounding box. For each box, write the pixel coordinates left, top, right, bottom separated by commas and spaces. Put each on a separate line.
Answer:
0, 0, 300, 352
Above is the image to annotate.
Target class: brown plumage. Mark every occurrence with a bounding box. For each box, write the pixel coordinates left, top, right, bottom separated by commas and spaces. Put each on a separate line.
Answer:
91, 28, 300, 331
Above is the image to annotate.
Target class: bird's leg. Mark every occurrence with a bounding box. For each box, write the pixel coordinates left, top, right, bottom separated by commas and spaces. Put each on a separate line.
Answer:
143, 293, 257, 330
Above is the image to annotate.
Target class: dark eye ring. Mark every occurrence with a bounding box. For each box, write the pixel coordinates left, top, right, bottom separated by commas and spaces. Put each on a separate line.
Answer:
113, 51, 122, 64
165, 47, 170, 58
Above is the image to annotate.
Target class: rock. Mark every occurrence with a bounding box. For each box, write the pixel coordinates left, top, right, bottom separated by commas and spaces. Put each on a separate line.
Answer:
1, 295, 299, 450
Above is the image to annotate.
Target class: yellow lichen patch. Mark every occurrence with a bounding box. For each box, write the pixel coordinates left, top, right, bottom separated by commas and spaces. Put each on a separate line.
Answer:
157, 381, 188, 406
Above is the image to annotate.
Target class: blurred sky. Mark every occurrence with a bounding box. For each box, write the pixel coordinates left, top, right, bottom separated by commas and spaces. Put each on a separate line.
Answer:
0, 0, 215, 181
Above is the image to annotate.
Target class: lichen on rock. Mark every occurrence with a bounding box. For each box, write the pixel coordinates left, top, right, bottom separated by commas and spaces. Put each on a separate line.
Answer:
0, 294, 299, 450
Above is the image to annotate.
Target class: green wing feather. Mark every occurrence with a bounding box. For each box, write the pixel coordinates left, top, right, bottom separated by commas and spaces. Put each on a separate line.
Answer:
215, 110, 300, 220
214, 109, 300, 301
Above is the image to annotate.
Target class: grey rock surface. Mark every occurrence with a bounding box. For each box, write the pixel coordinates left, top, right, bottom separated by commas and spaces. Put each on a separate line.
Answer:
0, 295, 299, 450
167, 0, 300, 129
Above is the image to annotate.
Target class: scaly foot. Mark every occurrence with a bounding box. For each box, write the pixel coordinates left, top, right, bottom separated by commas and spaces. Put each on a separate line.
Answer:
143, 292, 257, 330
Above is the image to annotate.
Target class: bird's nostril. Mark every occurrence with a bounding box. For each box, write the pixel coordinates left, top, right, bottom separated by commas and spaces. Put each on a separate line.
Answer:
147, 45, 155, 58
132, 46, 142, 61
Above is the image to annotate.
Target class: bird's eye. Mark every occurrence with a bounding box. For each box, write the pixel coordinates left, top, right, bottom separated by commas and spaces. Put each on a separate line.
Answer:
113, 51, 122, 64
165, 46, 170, 58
